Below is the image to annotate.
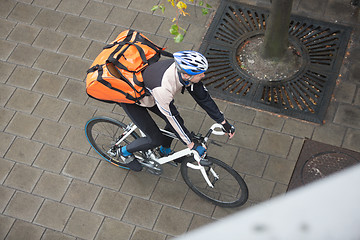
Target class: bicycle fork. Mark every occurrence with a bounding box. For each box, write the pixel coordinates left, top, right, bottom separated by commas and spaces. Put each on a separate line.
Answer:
187, 153, 219, 188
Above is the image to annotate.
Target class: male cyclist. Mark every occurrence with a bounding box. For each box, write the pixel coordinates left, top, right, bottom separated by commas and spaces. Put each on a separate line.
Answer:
118, 51, 235, 171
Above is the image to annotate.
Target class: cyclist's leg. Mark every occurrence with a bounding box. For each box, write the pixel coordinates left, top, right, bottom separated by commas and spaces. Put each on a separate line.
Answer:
120, 103, 169, 153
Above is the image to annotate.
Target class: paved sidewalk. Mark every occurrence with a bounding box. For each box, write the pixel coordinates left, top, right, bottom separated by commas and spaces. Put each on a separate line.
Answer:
0, 0, 359, 239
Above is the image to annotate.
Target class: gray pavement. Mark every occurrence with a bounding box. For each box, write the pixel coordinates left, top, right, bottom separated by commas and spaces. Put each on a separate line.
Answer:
0, 0, 359, 239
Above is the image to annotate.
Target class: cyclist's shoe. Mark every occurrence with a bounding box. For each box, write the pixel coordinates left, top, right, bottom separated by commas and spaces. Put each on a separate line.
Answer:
117, 147, 142, 172
159, 146, 173, 157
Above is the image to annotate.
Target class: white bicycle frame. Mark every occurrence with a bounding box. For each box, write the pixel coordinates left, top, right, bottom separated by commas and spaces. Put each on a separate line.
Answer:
114, 123, 226, 188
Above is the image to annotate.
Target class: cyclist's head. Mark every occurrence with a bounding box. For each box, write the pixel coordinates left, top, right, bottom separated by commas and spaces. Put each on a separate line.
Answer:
174, 51, 208, 76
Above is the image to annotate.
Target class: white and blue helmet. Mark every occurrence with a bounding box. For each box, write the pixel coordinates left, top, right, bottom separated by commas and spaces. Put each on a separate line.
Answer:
174, 51, 208, 75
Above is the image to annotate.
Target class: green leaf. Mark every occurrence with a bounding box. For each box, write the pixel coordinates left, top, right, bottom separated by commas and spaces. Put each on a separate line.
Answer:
160, 5, 165, 13
199, 1, 204, 6
170, 24, 179, 35
174, 33, 184, 43
202, 8, 209, 15
151, 5, 160, 11
206, 3, 212, 8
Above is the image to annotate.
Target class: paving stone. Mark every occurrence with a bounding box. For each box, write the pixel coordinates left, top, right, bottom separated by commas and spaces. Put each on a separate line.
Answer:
59, 79, 89, 104
0, 61, 16, 83
128, 0, 159, 13
0, 132, 15, 157
230, 122, 263, 150
4, 191, 43, 221
5, 112, 41, 138
32, 119, 69, 146
0, 19, 15, 39
0, 0, 16, 18
349, 63, 360, 84
7, 65, 41, 89
90, 160, 128, 190
334, 104, 360, 128
104, 0, 131, 7
297, 0, 327, 17
122, 197, 161, 229
60, 127, 90, 154
62, 179, 101, 210
58, 14, 90, 36
105, 6, 137, 27
32, 72, 68, 97
64, 208, 103, 239
188, 214, 214, 231
107, 26, 128, 41
154, 206, 193, 236
258, 130, 293, 158
8, 2, 41, 23
287, 137, 305, 162
32, 0, 62, 10
325, 0, 357, 23
179, 4, 211, 26
42, 230, 75, 240
6, 88, 41, 112
253, 111, 285, 131
0, 158, 14, 184
33, 50, 68, 73
81, 0, 113, 21
33, 29, 66, 51
33, 172, 71, 201
59, 57, 92, 80
223, 104, 256, 124
334, 81, 357, 104
233, 148, 268, 176
33, 9, 65, 29
83, 21, 115, 42
33, 145, 71, 173
34, 199, 73, 231
181, 190, 216, 217
282, 118, 315, 138
153, 0, 179, 19
0, 84, 14, 106
244, 174, 275, 202
4, 163, 43, 192
207, 140, 239, 167
92, 188, 131, 219
150, 178, 188, 208
8, 44, 42, 66
57, 0, 89, 15
83, 40, 105, 61
312, 123, 347, 147
263, 156, 295, 184
5, 137, 42, 164
95, 217, 134, 240
342, 128, 360, 152
0, 39, 16, 61
0, 108, 14, 131
131, 12, 163, 34
5, 220, 44, 240
0, 214, 15, 240
7, 23, 41, 45
58, 35, 92, 58
164, 38, 194, 54
33, 95, 68, 121
62, 152, 99, 181
184, 23, 207, 47
130, 227, 167, 240
0, 184, 15, 213
120, 170, 159, 199
272, 182, 288, 198
60, 103, 96, 127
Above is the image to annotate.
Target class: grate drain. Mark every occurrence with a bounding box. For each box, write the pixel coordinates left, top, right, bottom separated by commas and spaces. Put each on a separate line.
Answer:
199, 0, 352, 123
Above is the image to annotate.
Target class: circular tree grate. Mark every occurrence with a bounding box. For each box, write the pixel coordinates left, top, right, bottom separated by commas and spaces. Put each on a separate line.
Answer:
199, 0, 352, 123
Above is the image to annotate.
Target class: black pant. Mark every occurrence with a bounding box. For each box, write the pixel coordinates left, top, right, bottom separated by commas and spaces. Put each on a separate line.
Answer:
120, 103, 180, 153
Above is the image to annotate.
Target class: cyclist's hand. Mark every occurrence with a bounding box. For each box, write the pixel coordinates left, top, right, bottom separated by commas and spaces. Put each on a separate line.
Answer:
191, 143, 207, 157
222, 119, 235, 139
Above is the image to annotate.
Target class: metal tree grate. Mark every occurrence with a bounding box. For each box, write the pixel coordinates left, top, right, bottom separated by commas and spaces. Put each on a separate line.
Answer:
199, 0, 352, 123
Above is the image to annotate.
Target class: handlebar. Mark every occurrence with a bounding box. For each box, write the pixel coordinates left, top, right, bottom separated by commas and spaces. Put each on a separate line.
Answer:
210, 123, 226, 136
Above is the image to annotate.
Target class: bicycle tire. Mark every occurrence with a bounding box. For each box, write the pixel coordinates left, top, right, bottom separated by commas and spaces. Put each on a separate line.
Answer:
85, 116, 140, 169
180, 156, 248, 208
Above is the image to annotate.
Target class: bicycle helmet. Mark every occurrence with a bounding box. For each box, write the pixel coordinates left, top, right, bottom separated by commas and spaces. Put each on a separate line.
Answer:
174, 51, 208, 75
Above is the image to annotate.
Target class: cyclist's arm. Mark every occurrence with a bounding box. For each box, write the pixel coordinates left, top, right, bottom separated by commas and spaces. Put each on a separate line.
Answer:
187, 82, 225, 123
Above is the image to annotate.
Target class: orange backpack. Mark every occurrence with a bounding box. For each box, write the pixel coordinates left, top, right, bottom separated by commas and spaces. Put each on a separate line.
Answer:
86, 29, 172, 104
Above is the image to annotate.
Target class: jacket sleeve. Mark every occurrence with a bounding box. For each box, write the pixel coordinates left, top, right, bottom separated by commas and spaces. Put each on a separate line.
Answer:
187, 82, 225, 123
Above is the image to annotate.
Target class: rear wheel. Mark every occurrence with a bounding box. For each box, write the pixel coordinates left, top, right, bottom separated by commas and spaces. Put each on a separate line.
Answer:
85, 117, 139, 169
181, 156, 248, 208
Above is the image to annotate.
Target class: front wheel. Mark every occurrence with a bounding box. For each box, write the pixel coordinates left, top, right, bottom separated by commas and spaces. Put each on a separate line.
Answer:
181, 156, 248, 208
85, 116, 139, 169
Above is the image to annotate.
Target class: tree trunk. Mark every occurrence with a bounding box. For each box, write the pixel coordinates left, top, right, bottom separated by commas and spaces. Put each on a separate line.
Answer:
263, 0, 293, 60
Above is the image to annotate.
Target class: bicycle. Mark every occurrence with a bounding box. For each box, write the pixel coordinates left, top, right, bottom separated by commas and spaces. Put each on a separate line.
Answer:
85, 116, 248, 208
